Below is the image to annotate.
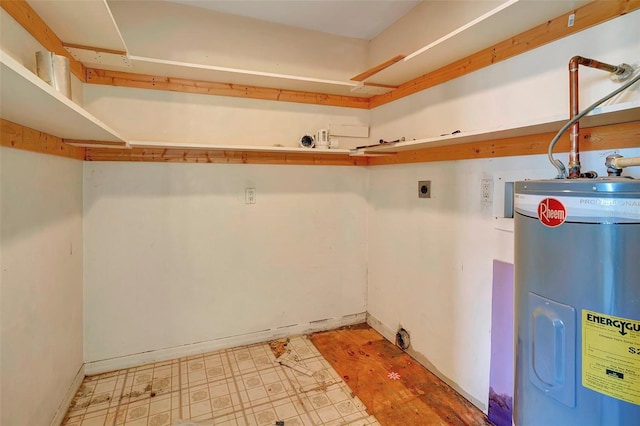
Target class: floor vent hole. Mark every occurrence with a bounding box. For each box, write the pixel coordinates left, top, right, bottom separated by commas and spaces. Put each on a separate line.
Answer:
396, 328, 410, 350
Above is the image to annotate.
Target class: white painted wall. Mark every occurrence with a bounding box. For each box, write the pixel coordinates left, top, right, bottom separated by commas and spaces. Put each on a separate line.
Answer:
0, 9, 44, 71
0, 148, 84, 425
366, 12, 640, 412
83, 85, 370, 149
83, 162, 369, 363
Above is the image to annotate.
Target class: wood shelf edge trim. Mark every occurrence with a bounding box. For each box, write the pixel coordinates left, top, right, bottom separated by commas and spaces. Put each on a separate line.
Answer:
369, 0, 640, 109
86, 68, 371, 109
3, 120, 636, 166
367, 121, 640, 166
84, 147, 370, 166
130, 141, 352, 155
1, 119, 86, 160
363, 82, 398, 89
64, 138, 128, 148
62, 42, 127, 56
351, 54, 405, 82
1, 0, 86, 82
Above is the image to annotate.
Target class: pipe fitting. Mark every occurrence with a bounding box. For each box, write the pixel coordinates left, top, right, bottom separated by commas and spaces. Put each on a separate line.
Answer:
606, 154, 624, 176
548, 58, 640, 179
610, 63, 635, 82
567, 57, 634, 178
606, 155, 640, 176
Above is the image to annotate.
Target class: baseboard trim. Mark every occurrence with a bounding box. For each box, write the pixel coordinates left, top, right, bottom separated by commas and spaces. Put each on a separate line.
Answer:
366, 313, 487, 413
50, 363, 85, 426
85, 312, 367, 375
365, 312, 397, 343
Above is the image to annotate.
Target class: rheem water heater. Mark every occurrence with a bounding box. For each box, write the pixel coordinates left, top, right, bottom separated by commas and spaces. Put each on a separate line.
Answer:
514, 179, 640, 425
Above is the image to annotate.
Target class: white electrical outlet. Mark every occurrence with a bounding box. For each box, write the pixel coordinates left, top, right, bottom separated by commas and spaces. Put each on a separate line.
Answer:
245, 188, 256, 204
481, 179, 493, 204
567, 13, 575, 27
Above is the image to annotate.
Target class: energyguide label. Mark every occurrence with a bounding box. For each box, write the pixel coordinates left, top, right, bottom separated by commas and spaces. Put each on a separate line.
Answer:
582, 310, 640, 405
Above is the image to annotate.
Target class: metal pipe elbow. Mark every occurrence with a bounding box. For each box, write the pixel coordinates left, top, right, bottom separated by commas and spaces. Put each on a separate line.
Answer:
605, 154, 623, 176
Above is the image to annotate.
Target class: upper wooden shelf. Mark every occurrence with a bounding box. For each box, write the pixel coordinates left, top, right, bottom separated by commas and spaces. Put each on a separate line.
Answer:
26, 0, 130, 69
0, 50, 127, 145
364, 0, 590, 86
356, 101, 640, 155
26, 0, 127, 52
129, 141, 352, 155
35, 0, 590, 98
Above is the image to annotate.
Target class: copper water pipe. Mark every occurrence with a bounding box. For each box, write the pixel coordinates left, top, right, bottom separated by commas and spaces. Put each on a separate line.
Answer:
568, 56, 627, 178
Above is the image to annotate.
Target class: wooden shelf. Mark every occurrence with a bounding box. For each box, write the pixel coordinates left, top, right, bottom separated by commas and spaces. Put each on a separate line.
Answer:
41, 0, 589, 98
26, 0, 130, 69
26, 0, 127, 52
368, 0, 590, 86
357, 101, 640, 155
2, 42, 635, 159
87, 142, 367, 165
0, 50, 128, 145
130, 141, 352, 155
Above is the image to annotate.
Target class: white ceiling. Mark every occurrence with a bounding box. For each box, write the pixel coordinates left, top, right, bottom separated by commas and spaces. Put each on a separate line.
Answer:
167, 0, 421, 40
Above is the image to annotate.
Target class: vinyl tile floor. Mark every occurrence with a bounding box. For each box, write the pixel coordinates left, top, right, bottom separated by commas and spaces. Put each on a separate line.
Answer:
62, 335, 380, 426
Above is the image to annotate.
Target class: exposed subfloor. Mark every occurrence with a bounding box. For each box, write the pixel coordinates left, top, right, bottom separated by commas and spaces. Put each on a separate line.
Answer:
62, 335, 378, 426
310, 325, 490, 426
63, 324, 489, 425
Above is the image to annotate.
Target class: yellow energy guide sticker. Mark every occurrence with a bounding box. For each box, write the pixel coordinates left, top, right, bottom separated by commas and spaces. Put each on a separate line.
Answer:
582, 310, 640, 405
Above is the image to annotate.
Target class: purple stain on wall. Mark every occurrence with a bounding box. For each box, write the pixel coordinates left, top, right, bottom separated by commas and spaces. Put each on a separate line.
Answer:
489, 260, 514, 426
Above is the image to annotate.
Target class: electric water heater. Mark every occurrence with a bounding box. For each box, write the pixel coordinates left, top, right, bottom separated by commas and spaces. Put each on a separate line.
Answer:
514, 178, 640, 425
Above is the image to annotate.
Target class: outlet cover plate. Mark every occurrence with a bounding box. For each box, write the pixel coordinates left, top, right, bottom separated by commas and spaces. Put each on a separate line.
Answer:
418, 180, 431, 198
481, 179, 493, 204
245, 188, 256, 204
